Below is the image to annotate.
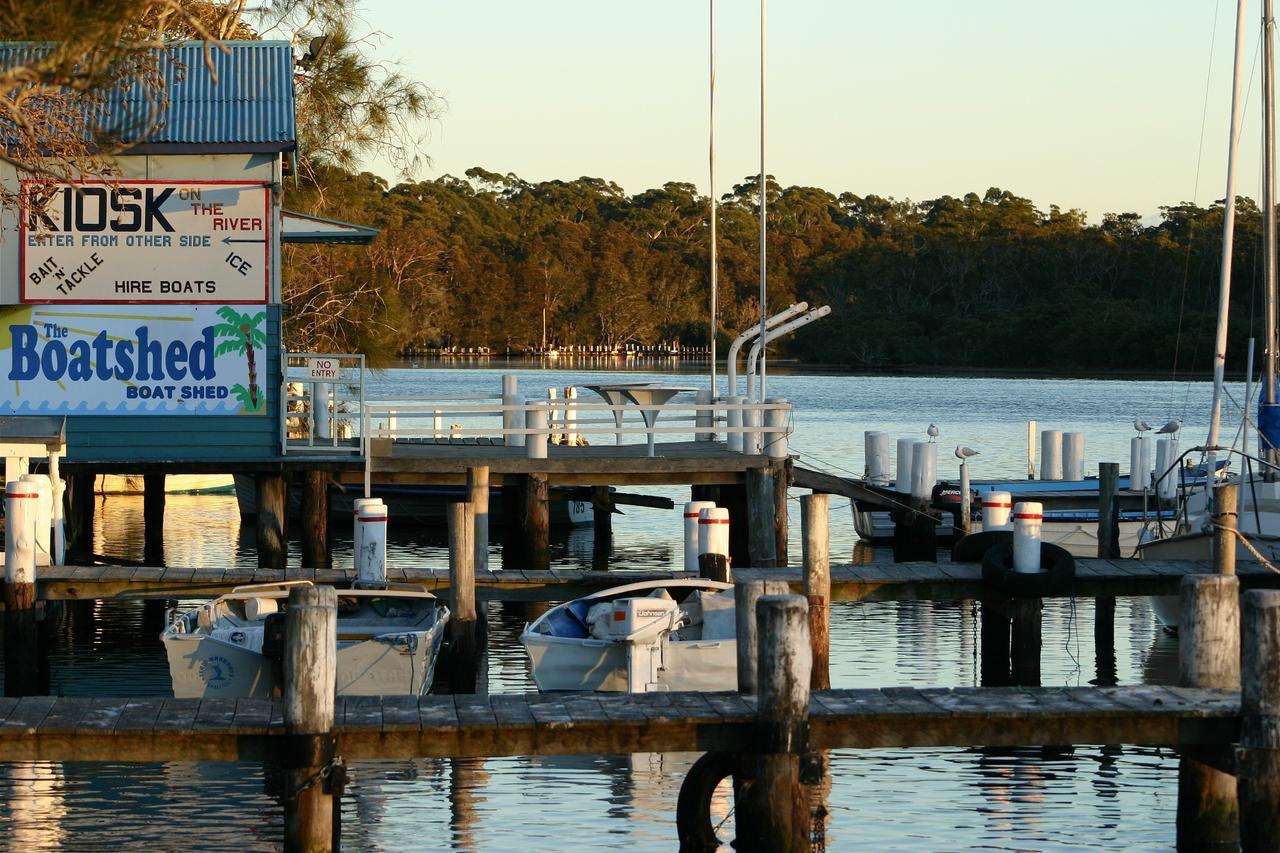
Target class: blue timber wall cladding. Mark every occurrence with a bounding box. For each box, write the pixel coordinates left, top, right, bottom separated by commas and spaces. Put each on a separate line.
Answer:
64, 306, 281, 463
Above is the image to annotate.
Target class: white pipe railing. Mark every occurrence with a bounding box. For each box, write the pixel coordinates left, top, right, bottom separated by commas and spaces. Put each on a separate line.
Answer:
745, 305, 831, 402
726, 302, 807, 399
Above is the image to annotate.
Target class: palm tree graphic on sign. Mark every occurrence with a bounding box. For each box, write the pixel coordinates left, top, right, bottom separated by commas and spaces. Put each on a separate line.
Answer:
213, 306, 267, 412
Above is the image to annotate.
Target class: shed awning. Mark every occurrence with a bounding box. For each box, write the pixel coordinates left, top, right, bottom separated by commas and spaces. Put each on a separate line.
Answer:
0, 415, 66, 456
282, 210, 380, 245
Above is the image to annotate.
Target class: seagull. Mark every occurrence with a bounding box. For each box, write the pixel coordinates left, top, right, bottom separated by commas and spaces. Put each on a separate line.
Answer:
1134, 418, 1151, 435
1156, 418, 1182, 435
955, 445, 980, 461
926, 424, 940, 442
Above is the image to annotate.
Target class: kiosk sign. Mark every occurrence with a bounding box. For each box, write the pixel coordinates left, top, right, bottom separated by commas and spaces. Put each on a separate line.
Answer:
20, 180, 271, 304
2, 304, 268, 415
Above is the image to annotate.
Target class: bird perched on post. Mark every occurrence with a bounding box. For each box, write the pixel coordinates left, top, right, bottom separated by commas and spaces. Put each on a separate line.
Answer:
1156, 419, 1182, 435
926, 424, 940, 442
955, 446, 980, 461
1133, 418, 1151, 435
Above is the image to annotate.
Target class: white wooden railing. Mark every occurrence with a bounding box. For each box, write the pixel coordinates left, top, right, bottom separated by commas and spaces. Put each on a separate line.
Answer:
280, 353, 366, 455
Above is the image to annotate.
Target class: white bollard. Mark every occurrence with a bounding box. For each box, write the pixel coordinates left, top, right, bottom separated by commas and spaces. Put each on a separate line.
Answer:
48, 453, 65, 566
695, 388, 714, 442
4, 480, 37, 586
314, 382, 332, 440
982, 490, 1013, 531
726, 396, 746, 453
1063, 432, 1085, 481
503, 375, 524, 447
19, 473, 52, 567
684, 500, 717, 571
1130, 436, 1152, 492
565, 386, 579, 446
910, 441, 937, 499
547, 387, 561, 445
356, 502, 388, 583
763, 398, 789, 460
896, 437, 915, 494
1040, 430, 1063, 481
1155, 438, 1180, 501
864, 431, 891, 485
525, 402, 549, 460
698, 506, 731, 559
351, 497, 384, 570
1012, 501, 1043, 573
1026, 420, 1037, 479
743, 405, 762, 455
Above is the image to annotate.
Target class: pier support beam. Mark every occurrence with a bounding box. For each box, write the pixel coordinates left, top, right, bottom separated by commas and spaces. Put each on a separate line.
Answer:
66, 472, 95, 561
447, 502, 482, 693
500, 474, 524, 568
1009, 598, 1042, 687
774, 460, 792, 567
802, 494, 831, 690
467, 466, 490, 574
143, 473, 166, 566
979, 598, 1011, 687
747, 467, 778, 567
735, 579, 790, 693
591, 485, 612, 571
1177, 575, 1240, 849
300, 470, 331, 569
523, 473, 550, 572
256, 473, 288, 570
721, 484, 750, 569
892, 499, 936, 563
1093, 596, 1118, 687
5, 482, 41, 696
1239, 589, 1280, 850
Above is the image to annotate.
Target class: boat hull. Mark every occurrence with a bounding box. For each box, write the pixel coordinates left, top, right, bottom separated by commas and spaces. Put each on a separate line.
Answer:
524, 634, 737, 692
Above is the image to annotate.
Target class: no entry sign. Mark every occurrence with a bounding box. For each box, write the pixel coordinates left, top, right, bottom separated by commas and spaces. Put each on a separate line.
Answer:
19, 180, 271, 304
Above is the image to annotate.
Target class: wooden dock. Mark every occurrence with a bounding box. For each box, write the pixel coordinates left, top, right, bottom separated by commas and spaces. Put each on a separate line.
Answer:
0, 685, 1240, 762
29, 558, 1280, 602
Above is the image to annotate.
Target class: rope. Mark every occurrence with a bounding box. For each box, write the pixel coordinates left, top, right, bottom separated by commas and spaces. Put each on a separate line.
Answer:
1218, 522, 1280, 574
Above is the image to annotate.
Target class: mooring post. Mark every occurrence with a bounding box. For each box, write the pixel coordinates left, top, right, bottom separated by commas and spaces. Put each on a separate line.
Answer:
1177, 574, 1241, 848
979, 598, 1012, 687
1212, 482, 1239, 576
301, 470, 331, 569
283, 584, 339, 853
774, 460, 792, 566
447, 501, 480, 693
501, 473, 525, 567
698, 552, 732, 583
467, 466, 490, 573
143, 473, 166, 566
5, 481, 40, 696
734, 594, 812, 853
801, 493, 831, 690
1239, 589, 1280, 851
746, 467, 778, 567
591, 484, 613, 571
523, 472, 550, 572
1097, 462, 1120, 559
256, 472, 288, 570
735, 579, 791, 693
1009, 597, 1043, 686
66, 471, 95, 561
1093, 595, 1118, 687
892, 499, 937, 563
722, 482, 751, 569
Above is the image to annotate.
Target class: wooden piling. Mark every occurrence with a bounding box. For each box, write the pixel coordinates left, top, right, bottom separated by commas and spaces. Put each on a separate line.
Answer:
523, 472, 550, 572
774, 460, 791, 567
721, 483, 751, 569
1097, 462, 1119, 559
1009, 598, 1042, 687
979, 598, 1012, 687
698, 552, 732, 583
1212, 482, 1239, 576
801, 493, 831, 690
66, 471, 95, 560
892, 499, 937, 563
143, 473, 166, 566
1177, 574, 1240, 849
591, 484, 612, 571
256, 473, 288, 570
734, 579, 790, 693
283, 584, 338, 853
734, 594, 812, 853
747, 467, 778, 567
500, 473, 525, 566
4, 480, 39, 696
1239, 589, 1280, 851
467, 466, 490, 573
1093, 596, 1118, 687
448, 502, 480, 693
300, 470, 331, 569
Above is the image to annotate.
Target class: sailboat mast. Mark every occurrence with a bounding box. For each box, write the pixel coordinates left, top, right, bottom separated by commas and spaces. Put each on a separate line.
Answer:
1207, 0, 1252, 475
1264, 0, 1278, 471
757, 0, 768, 401
709, 0, 718, 397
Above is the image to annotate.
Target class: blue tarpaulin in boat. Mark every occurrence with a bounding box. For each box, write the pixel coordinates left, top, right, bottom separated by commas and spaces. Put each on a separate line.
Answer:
1259, 385, 1280, 452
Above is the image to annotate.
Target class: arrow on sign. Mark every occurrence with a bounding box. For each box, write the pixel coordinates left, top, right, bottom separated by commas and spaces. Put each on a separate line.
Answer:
221, 236, 267, 245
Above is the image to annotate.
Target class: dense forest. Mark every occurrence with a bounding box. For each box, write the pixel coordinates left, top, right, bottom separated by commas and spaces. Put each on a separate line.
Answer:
283, 166, 1272, 375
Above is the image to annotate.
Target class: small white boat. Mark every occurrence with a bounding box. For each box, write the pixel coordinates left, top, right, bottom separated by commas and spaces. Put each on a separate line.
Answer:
162, 581, 450, 698
521, 579, 737, 693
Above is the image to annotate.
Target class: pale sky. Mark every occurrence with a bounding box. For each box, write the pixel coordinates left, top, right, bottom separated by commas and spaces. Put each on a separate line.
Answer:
353, 1, 1267, 220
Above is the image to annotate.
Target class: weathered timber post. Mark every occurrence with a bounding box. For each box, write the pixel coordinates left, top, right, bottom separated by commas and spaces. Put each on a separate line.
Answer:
698, 553, 732, 583
1093, 596, 1118, 687
892, 499, 937, 563
746, 467, 778, 567
143, 473, 166, 566
467, 466, 490, 573
801, 494, 830, 690
523, 473, 550, 572
256, 472, 288, 570
1009, 597, 1043, 687
447, 502, 480, 693
66, 471, 95, 560
1239, 589, 1280, 851
773, 460, 791, 566
979, 598, 1012, 687
1097, 462, 1120, 559
722, 482, 751, 569
501, 473, 525, 567
735, 579, 790, 693
5, 481, 40, 696
592, 484, 613, 571
734, 594, 812, 853
1212, 482, 1239, 577
1177, 574, 1241, 849
301, 470, 331, 569
283, 585, 340, 853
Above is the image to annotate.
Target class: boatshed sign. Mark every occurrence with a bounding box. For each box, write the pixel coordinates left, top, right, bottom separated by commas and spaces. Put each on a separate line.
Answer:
20, 181, 271, 304
1, 304, 268, 415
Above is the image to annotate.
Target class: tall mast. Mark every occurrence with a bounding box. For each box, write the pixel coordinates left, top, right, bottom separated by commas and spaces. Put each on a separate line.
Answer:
1207, 0, 1252, 480
1264, 0, 1278, 472
757, 0, 768, 400
709, 0, 718, 397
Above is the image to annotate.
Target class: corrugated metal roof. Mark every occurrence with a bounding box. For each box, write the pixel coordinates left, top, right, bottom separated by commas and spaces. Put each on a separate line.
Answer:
0, 40, 296, 150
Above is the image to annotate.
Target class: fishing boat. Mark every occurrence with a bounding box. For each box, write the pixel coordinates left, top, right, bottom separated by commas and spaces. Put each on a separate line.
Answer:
521, 578, 737, 692
162, 581, 450, 698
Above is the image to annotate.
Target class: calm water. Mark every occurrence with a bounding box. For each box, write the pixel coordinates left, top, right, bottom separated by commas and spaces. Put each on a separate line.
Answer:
3, 366, 1227, 849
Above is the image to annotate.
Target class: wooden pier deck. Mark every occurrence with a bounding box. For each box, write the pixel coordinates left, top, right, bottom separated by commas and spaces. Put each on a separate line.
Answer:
29, 558, 1280, 602
0, 686, 1240, 762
